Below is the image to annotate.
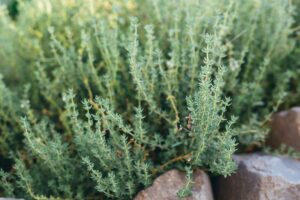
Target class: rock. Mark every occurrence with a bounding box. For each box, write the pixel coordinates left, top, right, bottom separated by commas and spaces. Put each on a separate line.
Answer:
0, 199, 24, 200
268, 107, 300, 151
134, 169, 214, 200
215, 154, 300, 200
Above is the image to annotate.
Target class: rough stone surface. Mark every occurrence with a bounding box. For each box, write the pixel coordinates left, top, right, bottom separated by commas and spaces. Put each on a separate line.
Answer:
215, 154, 300, 200
134, 169, 214, 200
0, 199, 24, 200
268, 107, 300, 151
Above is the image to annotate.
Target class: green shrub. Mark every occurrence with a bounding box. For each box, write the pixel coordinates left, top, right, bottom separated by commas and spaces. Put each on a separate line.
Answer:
0, 0, 18, 17
283, 0, 300, 108
0, 0, 298, 199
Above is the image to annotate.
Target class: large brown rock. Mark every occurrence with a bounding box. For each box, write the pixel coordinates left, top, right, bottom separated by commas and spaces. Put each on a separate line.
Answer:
134, 169, 214, 200
268, 107, 300, 151
215, 154, 300, 200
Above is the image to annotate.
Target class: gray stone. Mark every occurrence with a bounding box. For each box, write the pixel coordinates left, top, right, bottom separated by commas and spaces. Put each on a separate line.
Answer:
0, 199, 24, 200
268, 107, 300, 151
215, 154, 300, 200
134, 169, 214, 200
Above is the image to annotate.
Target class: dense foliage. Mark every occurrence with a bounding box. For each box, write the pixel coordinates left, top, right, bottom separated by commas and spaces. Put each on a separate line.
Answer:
0, 0, 299, 199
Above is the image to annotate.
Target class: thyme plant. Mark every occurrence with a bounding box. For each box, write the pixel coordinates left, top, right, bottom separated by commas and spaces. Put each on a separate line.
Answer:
0, 0, 298, 199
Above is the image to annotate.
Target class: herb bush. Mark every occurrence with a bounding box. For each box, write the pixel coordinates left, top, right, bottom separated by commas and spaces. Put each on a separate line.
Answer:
284, 0, 300, 108
0, 0, 298, 199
